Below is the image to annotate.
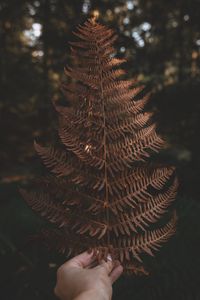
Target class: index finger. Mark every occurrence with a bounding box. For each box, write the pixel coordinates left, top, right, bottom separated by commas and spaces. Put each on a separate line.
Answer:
65, 251, 96, 268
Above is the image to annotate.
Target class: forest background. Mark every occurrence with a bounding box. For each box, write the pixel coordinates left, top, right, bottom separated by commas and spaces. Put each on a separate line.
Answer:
0, 0, 200, 299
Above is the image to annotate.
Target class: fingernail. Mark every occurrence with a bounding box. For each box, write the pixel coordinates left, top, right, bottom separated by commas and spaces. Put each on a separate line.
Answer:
107, 254, 112, 262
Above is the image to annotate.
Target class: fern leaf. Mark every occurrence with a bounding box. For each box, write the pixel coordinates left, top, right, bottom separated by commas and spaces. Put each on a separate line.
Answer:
21, 17, 178, 275
20, 189, 69, 227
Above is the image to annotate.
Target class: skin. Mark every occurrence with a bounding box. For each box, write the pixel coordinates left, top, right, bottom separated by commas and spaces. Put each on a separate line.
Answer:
54, 251, 123, 300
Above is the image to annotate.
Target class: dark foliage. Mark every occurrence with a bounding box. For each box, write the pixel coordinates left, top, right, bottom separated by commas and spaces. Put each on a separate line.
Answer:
0, 0, 200, 298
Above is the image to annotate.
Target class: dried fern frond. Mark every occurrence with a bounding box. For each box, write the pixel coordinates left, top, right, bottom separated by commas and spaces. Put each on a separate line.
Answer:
21, 17, 178, 275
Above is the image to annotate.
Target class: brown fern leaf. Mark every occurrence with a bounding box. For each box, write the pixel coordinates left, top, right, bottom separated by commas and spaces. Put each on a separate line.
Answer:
21, 17, 178, 275
20, 189, 70, 227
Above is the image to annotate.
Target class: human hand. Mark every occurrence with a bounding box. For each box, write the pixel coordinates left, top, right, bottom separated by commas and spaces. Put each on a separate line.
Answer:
54, 251, 123, 300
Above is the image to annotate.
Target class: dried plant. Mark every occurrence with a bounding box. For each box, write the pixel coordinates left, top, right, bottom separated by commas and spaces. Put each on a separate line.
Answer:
21, 16, 178, 275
